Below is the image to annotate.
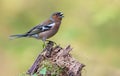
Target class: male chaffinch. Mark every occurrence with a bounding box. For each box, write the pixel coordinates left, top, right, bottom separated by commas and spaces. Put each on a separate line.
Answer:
10, 12, 64, 45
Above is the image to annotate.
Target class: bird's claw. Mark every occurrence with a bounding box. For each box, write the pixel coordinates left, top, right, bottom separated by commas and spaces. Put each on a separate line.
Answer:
42, 40, 57, 49
46, 40, 57, 46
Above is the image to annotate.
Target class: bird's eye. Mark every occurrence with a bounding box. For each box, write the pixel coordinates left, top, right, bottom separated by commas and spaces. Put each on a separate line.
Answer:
56, 13, 59, 15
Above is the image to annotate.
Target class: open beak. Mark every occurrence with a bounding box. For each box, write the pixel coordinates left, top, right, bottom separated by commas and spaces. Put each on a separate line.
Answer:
60, 13, 64, 18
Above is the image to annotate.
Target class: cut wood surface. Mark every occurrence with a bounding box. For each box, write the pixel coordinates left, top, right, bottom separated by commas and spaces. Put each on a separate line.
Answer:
27, 41, 85, 76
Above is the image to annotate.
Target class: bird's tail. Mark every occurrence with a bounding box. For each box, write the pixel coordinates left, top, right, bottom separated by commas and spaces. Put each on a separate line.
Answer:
9, 34, 28, 40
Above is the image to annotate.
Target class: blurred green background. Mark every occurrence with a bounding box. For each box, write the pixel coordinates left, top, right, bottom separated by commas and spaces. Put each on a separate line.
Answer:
0, 0, 120, 76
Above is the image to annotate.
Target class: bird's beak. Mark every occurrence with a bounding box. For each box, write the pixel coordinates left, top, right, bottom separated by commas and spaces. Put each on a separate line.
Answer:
60, 13, 64, 18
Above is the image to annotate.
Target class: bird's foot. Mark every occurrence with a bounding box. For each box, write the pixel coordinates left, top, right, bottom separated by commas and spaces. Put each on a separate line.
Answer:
46, 40, 57, 46
42, 40, 57, 49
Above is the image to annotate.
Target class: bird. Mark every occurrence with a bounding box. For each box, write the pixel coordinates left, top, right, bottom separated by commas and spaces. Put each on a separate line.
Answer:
9, 12, 64, 46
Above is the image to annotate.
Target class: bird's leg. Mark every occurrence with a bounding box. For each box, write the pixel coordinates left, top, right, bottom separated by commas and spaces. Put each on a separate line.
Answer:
42, 41, 45, 48
42, 39, 47, 48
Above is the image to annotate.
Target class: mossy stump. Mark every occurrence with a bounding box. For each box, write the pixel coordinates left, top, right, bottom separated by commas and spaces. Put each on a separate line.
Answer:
27, 41, 85, 76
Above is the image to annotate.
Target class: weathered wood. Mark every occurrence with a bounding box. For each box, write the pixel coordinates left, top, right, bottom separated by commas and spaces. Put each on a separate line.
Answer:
27, 41, 85, 76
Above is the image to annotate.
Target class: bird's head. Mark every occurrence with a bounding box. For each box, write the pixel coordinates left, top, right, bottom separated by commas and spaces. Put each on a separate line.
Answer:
50, 12, 64, 21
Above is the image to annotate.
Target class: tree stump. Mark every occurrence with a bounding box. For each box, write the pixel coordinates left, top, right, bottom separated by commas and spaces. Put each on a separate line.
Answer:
27, 41, 85, 76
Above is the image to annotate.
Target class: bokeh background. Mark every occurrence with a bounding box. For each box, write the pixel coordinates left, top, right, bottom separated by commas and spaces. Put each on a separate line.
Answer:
0, 0, 120, 76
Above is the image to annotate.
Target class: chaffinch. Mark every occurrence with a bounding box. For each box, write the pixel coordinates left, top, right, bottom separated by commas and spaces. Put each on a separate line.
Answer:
10, 12, 64, 45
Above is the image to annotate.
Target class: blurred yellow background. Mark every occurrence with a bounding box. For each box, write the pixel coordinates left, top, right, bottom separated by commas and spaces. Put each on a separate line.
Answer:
0, 0, 120, 76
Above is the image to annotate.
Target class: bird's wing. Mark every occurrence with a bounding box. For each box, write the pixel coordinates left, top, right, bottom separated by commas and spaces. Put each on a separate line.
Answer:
26, 22, 55, 35
40, 22, 55, 32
